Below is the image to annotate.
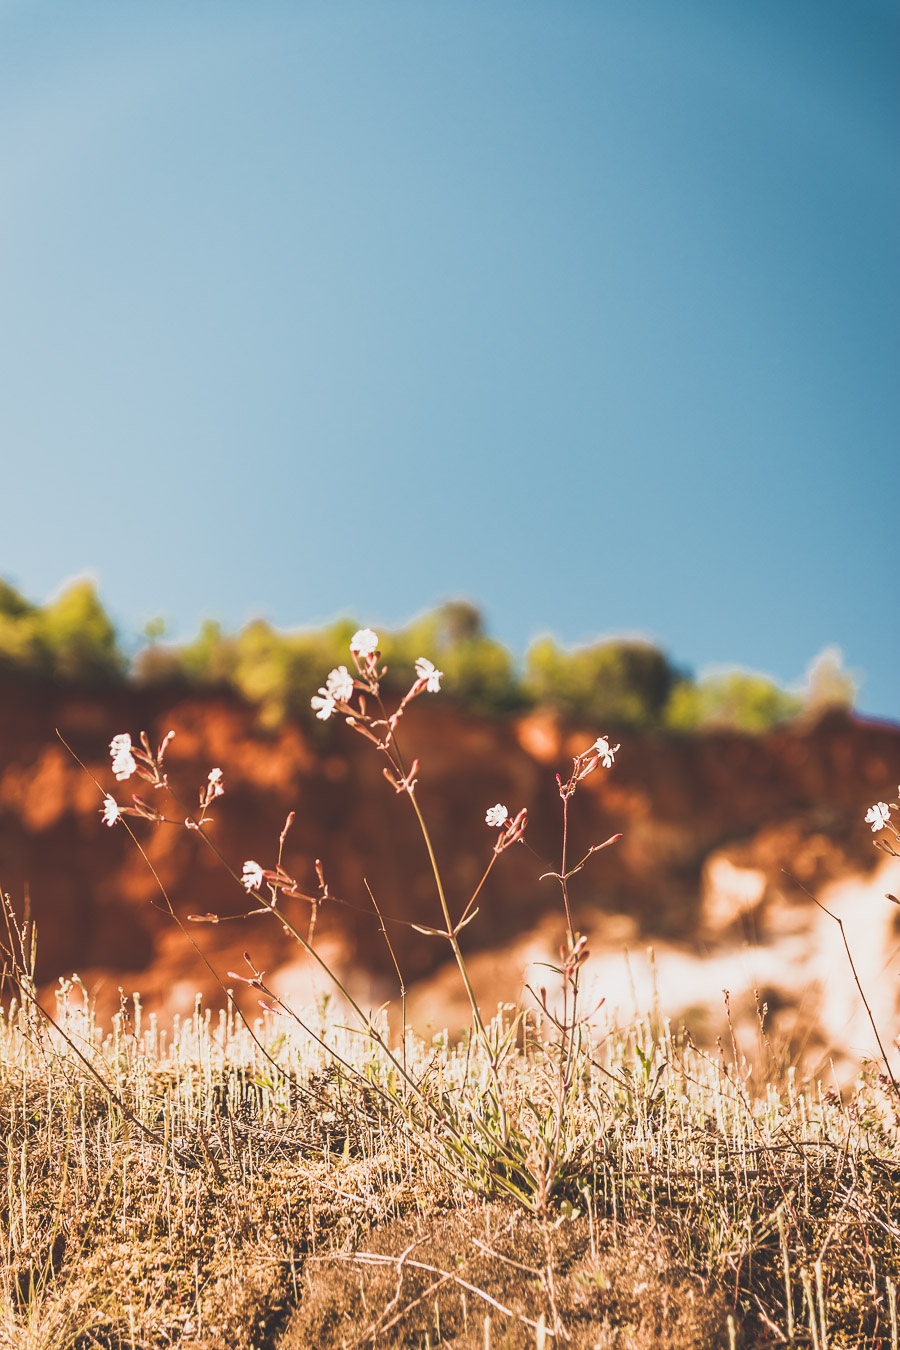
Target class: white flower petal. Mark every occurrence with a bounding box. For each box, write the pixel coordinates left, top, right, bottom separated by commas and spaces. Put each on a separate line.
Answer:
415, 657, 443, 693
325, 665, 355, 703
349, 628, 379, 658
109, 733, 136, 781
592, 737, 619, 768
242, 861, 264, 891
485, 803, 508, 828
865, 802, 891, 832
310, 689, 336, 721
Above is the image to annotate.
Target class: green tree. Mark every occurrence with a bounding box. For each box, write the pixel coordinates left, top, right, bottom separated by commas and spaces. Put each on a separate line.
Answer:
525, 636, 675, 729
391, 602, 522, 713
665, 670, 801, 732
0, 579, 34, 620
227, 619, 352, 726
176, 619, 238, 684
38, 579, 124, 680
0, 579, 44, 675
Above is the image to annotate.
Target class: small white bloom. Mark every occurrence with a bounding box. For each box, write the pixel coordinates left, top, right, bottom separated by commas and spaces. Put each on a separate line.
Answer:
865, 802, 891, 832
592, 737, 620, 769
242, 860, 264, 891
109, 733, 136, 781
349, 628, 379, 658
310, 689, 336, 720
101, 795, 120, 827
415, 657, 443, 693
485, 803, 508, 828
325, 665, 355, 703
208, 767, 224, 797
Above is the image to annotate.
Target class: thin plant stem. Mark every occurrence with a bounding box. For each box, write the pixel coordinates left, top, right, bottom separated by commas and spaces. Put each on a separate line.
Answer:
786, 871, 900, 1102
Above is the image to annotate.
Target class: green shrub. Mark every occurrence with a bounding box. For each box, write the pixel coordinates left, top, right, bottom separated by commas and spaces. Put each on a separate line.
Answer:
38, 579, 124, 680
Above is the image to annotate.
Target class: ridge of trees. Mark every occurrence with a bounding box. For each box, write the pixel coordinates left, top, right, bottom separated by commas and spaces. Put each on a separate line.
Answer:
0, 579, 855, 733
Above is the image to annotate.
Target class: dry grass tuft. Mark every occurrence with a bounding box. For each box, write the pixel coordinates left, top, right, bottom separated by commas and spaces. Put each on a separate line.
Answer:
283, 1204, 730, 1349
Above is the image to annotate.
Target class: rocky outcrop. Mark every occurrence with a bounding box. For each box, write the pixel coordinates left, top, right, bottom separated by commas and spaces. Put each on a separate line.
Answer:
0, 681, 897, 1069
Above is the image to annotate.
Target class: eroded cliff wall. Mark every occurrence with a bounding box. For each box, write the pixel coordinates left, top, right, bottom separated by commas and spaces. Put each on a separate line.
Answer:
1, 681, 898, 1064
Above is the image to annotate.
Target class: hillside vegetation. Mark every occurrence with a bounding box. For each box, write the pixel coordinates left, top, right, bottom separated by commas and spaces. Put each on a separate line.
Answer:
0, 579, 854, 732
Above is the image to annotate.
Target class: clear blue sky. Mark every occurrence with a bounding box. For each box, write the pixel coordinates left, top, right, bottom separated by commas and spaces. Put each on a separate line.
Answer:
1, 0, 897, 718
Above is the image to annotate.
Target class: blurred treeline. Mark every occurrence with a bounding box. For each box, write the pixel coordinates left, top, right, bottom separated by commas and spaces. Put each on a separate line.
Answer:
0, 578, 854, 733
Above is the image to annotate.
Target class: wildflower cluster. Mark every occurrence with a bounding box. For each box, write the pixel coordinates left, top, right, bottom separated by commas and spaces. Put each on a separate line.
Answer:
100, 730, 175, 827
309, 630, 380, 723
91, 623, 630, 1227
309, 629, 445, 731
109, 729, 174, 785
556, 736, 619, 804
101, 729, 225, 831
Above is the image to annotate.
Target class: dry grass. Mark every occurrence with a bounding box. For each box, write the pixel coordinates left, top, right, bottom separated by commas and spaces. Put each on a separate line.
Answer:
0, 974, 898, 1349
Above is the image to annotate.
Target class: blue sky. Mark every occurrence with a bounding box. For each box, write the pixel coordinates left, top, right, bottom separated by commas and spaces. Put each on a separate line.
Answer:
1, 0, 897, 718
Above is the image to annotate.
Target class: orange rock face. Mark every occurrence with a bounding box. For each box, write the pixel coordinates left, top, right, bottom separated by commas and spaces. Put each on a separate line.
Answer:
1, 682, 898, 1058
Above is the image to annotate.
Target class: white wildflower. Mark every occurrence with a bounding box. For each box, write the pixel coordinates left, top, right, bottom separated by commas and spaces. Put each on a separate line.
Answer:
865, 802, 891, 832
208, 767, 224, 798
349, 628, 379, 658
100, 795, 120, 827
592, 737, 620, 769
325, 665, 355, 703
485, 803, 508, 828
415, 657, 443, 693
310, 689, 336, 720
242, 860, 264, 891
109, 733, 136, 781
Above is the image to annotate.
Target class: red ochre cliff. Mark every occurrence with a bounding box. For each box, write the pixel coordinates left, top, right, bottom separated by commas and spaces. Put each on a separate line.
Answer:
1, 681, 898, 1072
